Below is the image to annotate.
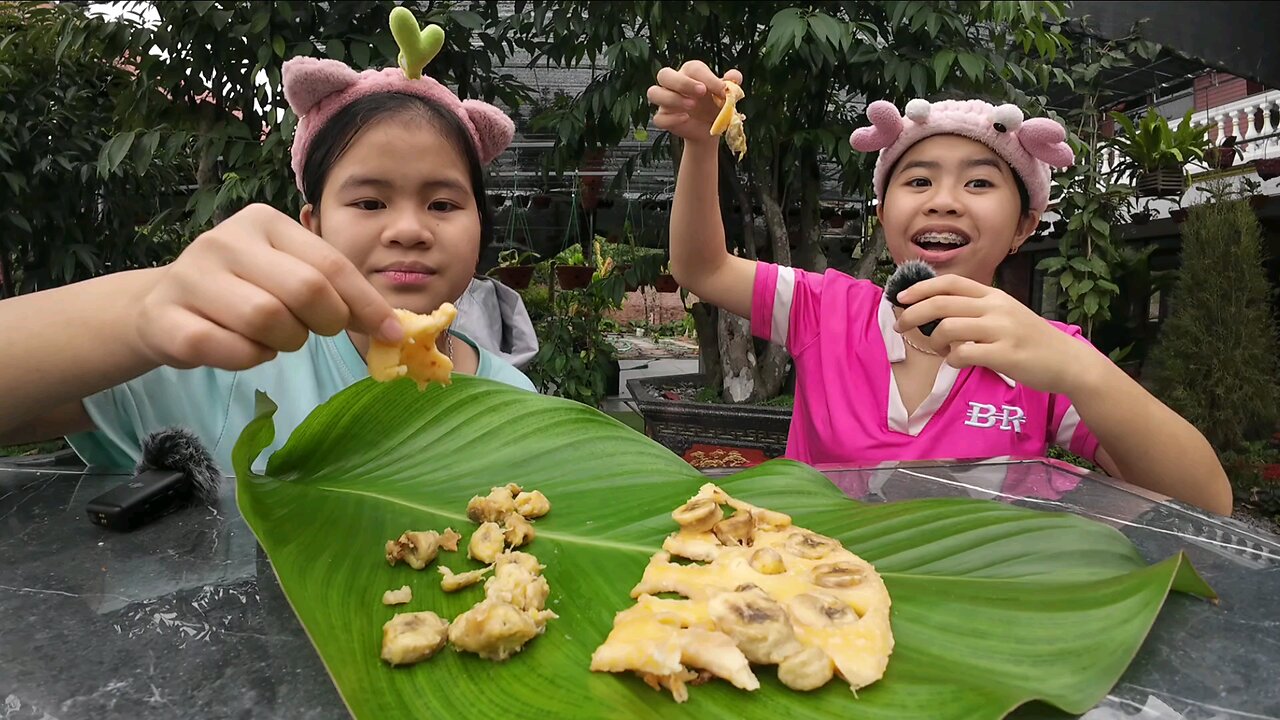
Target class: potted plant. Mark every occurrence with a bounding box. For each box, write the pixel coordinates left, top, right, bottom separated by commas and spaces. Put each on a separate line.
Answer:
552, 244, 593, 289
1108, 108, 1209, 198
627, 374, 793, 459
487, 249, 538, 290
594, 237, 639, 293
654, 271, 680, 293
1255, 157, 1280, 181
1206, 136, 1239, 170
525, 267, 628, 408
598, 226, 665, 293
1235, 176, 1268, 210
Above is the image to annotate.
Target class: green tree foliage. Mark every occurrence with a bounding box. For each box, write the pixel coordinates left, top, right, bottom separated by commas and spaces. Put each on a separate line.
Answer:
508, 1, 1071, 401
0, 3, 189, 296
1145, 193, 1280, 457
89, 1, 532, 229
0, 0, 532, 298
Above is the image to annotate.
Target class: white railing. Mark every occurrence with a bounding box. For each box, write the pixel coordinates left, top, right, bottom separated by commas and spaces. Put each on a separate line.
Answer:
1096, 89, 1280, 183
1189, 90, 1280, 164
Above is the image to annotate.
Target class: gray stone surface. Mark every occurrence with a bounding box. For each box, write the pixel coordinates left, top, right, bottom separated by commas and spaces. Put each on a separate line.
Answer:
2, 458, 1277, 719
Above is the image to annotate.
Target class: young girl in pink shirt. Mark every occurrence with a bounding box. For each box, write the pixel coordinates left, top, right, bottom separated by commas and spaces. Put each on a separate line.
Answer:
648, 61, 1232, 515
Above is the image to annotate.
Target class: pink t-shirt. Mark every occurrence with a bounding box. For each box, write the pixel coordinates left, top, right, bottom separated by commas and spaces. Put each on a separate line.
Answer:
751, 263, 1101, 467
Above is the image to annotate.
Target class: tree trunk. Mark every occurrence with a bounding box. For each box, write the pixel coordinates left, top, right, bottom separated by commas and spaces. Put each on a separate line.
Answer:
795, 153, 825, 272
717, 311, 757, 402
853, 225, 887, 280
691, 143, 793, 405
756, 185, 791, 267
719, 145, 756, 260
691, 301, 722, 391
0, 253, 12, 299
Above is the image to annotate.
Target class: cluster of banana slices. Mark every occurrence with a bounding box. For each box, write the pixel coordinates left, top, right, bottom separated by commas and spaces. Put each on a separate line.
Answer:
590, 483, 894, 702
378, 484, 555, 666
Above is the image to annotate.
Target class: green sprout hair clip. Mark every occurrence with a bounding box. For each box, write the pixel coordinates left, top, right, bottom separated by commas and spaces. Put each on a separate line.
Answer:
280, 5, 517, 185
389, 6, 445, 80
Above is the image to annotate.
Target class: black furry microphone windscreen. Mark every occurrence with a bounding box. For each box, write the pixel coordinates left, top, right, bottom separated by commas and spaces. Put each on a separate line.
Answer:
86, 427, 222, 531
135, 426, 222, 504
883, 260, 940, 337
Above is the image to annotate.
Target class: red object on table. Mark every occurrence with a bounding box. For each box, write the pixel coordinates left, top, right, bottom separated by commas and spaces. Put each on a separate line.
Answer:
681, 444, 770, 469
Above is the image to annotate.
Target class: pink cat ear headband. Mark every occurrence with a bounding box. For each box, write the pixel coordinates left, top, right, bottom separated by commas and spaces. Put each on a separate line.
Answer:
281, 7, 514, 193
849, 98, 1075, 213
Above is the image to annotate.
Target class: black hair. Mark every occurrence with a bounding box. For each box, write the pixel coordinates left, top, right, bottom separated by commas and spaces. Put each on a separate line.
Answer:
880, 90, 1032, 216
300, 93, 493, 252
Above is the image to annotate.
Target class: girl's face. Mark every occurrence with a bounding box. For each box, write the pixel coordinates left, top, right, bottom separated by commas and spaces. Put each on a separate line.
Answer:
300, 116, 480, 317
876, 134, 1039, 285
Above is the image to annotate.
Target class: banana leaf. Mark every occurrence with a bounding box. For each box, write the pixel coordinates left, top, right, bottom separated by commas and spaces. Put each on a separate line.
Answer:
232, 376, 1213, 720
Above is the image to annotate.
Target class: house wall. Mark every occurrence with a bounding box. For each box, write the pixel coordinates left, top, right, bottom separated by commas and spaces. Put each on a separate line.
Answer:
1193, 72, 1266, 112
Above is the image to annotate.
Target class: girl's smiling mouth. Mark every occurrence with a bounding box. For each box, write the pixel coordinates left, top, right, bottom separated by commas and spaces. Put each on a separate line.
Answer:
377, 262, 437, 285
910, 225, 971, 262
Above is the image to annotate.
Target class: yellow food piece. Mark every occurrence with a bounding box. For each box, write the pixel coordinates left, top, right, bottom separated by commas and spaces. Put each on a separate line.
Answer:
381, 610, 449, 666
447, 599, 558, 661
438, 564, 493, 592
385, 528, 461, 570
495, 550, 544, 575
378, 491, 556, 669
382, 585, 413, 605
367, 304, 458, 391
503, 511, 536, 548
709, 79, 747, 161
484, 561, 550, 613
468, 521, 506, 564
467, 486, 518, 524
590, 483, 893, 702
514, 490, 551, 519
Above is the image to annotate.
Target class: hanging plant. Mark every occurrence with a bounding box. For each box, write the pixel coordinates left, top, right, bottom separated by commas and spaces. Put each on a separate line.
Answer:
488, 249, 538, 289
653, 272, 680, 292
555, 264, 593, 289
1205, 136, 1239, 170
1254, 157, 1280, 180
1108, 108, 1208, 198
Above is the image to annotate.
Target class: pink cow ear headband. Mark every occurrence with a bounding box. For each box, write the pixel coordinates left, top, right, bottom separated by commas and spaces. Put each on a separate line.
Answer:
281, 7, 514, 193
849, 98, 1075, 213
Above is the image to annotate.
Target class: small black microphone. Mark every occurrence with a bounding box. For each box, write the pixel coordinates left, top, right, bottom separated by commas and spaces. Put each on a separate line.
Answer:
86, 427, 222, 532
884, 259, 941, 336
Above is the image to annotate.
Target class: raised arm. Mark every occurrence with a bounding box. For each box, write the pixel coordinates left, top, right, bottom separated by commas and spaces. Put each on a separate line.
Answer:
649, 61, 757, 320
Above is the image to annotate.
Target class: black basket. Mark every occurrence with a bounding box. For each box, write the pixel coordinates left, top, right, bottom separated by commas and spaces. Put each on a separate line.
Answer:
1135, 167, 1186, 198
627, 374, 792, 458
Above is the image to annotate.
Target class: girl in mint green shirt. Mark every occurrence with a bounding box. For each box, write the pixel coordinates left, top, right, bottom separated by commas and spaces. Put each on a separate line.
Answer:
0, 34, 532, 472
